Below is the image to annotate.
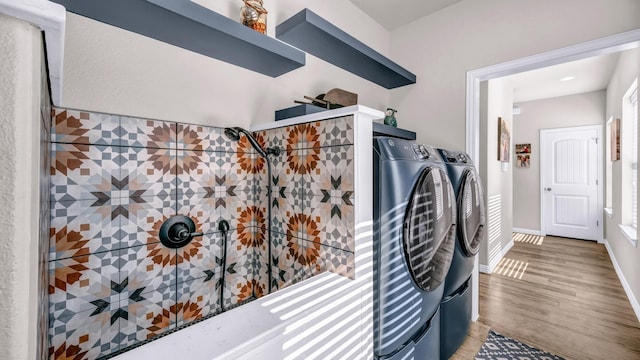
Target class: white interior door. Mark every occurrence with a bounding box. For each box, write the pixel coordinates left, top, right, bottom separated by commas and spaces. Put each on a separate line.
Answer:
541, 125, 602, 241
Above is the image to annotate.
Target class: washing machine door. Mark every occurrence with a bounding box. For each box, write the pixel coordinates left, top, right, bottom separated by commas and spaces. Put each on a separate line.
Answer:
403, 166, 456, 291
457, 169, 485, 256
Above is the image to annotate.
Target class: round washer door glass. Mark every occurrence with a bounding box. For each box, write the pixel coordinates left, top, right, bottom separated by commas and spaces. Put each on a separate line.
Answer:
458, 169, 485, 256
403, 167, 456, 291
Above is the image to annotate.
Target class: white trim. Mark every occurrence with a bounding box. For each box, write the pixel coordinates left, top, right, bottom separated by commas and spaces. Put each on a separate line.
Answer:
618, 224, 638, 247
467, 29, 640, 165
466, 29, 640, 326
0, 0, 66, 105
502, 239, 514, 259
539, 125, 604, 242
471, 255, 479, 320
603, 239, 640, 323
479, 239, 514, 274
512, 228, 542, 236
604, 207, 613, 218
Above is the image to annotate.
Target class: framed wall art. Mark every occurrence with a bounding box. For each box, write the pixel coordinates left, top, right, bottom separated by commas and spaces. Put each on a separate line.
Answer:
515, 143, 531, 168
611, 118, 620, 161
498, 117, 510, 162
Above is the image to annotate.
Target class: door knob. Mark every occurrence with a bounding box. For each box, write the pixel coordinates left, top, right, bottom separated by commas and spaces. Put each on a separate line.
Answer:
545, 187, 552, 191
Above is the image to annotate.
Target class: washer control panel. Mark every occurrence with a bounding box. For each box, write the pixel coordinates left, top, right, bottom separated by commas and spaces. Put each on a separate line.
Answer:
412, 144, 431, 159
375, 137, 442, 162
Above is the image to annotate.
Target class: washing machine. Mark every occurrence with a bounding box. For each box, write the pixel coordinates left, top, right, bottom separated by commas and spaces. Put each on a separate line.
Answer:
436, 149, 486, 360
373, 137, 457, 360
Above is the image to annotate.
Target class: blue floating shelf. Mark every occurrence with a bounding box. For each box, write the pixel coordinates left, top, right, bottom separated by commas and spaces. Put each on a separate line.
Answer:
275, 104, 326, 121
372, 122, 416, 140
52, 0, 305, 77
276, 9, 416, 89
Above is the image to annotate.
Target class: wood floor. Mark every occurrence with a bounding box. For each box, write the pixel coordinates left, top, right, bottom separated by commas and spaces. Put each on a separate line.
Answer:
451, 234, 640, 360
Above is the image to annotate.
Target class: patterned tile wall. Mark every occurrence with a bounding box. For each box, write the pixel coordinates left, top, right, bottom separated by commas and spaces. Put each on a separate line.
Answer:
48, 108, 355, 359
257, 116, 356, 291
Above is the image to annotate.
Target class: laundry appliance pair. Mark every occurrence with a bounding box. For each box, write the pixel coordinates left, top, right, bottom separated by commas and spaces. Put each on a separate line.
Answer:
373, 134, 485, 360
373, 136, 455, 359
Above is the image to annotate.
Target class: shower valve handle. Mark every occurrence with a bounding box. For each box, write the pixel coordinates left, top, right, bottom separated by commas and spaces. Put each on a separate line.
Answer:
176, 228, 203, 240
159, 215, 202, 249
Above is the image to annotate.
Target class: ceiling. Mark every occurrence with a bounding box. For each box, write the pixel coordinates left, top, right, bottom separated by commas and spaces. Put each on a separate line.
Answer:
349, 0, 463, 30
349, 0, 624, 103
506, 52, 621, 103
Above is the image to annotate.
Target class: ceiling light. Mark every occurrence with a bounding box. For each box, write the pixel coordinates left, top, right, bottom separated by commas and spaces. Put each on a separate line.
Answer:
560, 76, 575, 82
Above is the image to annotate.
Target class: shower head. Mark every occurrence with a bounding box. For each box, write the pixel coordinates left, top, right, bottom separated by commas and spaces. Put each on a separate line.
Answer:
224, 126, 268, 158
223, 127, 241, 142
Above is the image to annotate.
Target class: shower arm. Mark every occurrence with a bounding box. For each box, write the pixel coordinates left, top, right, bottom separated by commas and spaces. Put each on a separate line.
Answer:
233, 127, 268, 158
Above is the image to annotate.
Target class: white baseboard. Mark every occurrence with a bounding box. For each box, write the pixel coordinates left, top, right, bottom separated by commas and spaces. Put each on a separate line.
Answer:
512, 228, 542, 236
502, 239, 514, 255
604, 239, 640, 323
479, 264, 491, 274
479, 239, 515, 274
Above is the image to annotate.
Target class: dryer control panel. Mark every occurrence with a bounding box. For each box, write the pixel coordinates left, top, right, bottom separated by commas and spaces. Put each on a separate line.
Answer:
437, 149, 471, 165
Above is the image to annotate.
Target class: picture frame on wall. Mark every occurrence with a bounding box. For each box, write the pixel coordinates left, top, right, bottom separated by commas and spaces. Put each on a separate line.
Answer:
516, 154, 530, 168
515, 143, 531, 168
611, 118, 621, 161
498, 117, 510, 162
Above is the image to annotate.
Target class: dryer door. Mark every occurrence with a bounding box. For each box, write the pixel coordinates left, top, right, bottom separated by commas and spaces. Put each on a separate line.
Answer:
458, 169, 485, 256
403, 166, 456, 291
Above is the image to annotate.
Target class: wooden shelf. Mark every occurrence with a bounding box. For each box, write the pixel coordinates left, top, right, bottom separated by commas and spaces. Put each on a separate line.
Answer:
276, 9, 416, 89
52, 0, 305, 77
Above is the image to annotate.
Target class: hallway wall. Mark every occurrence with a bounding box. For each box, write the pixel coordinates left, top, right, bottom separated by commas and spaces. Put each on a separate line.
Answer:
604, 47, 640, 319
512, 91, 606, 232
479, 78, 513, 270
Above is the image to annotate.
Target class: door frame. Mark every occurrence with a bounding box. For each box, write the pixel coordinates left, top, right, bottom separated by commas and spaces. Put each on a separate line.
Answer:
465, 29, 640, 322
539, 125, 604, 242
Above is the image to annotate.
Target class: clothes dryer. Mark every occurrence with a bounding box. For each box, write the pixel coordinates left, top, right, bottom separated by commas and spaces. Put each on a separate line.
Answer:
373, 137, 457, 360
436, 149, 486, 360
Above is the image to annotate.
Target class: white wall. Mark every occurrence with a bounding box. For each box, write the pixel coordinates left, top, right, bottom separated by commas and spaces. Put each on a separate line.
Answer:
479, 77, 513, 269
513, 91, 607, 231
389, 0, 640, 151
0, 14, 43, 360
60, 0, 394, 128
604, 47, 640, 316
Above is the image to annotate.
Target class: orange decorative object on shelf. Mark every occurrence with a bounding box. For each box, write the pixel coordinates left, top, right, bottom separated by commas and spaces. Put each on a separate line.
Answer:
241, 0, 268, 34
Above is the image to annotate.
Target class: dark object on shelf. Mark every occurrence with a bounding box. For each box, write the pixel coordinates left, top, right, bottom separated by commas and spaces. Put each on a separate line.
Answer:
276, 8, 416, 89
383, 108, 398, 127
276, 104, 326, 121
310, 94, 341, 109
294, 88, 358, 110
373, 122, 416, 140
51, 0, 305, 77
323, 88, 358, 107
296, 95, 342, 109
